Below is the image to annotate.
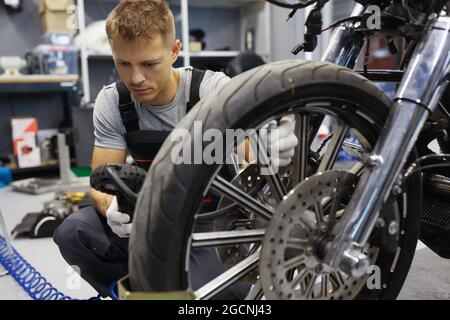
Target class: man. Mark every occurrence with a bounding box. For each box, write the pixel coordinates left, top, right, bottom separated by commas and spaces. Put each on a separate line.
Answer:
53, 0, 298, 298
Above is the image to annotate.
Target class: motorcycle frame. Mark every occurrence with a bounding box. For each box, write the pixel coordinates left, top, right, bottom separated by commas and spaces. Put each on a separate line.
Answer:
319, 3, 450, 272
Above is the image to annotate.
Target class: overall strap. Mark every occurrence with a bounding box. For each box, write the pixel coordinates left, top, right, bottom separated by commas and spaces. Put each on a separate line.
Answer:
116, 68, 206, 132
187, 68, 206, 112
116, 81, 139, 132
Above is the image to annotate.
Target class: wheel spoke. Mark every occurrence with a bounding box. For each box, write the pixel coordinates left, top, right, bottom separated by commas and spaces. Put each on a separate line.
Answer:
245, 280, 264, 300
320, 274, 329, 298
249, 133, 286, 202
228, 152, 241, 175
304, 274, 318, 298
342, 140, 364, 159
282, 255, 306, 271
314, 201, 324, 225
329, 271, 346, 290
349, 161, 365, 176
327, 192, 340, 225
286, 237, 308, 250
191, 229, 265, 248
318, 120, 348, 172
290, 268, 310, 290
248, 243, 261, 256
292, 113, 310, 185
307, 113, 325, 146
297, 216, 315, 234
211, 176, 273, 221
195, 251, 260, 300
263, 173, 286, 203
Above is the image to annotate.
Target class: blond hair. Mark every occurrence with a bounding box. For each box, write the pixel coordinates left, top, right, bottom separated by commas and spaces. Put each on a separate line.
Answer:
106, 0, 175, 46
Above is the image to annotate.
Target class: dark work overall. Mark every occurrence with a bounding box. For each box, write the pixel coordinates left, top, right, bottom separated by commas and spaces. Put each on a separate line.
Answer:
53, 69, 250, 299
116, 69, 206, 170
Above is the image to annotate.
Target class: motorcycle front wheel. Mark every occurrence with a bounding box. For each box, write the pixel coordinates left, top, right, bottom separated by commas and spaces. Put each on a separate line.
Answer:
129, 60, 422, 300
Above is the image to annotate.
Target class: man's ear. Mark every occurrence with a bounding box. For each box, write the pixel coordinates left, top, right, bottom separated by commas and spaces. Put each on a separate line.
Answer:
170, 39, 181, 64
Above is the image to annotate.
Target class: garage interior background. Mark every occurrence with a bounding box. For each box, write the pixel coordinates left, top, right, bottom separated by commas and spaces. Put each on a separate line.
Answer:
2, 0, 435, 301
0, 0, 360, 171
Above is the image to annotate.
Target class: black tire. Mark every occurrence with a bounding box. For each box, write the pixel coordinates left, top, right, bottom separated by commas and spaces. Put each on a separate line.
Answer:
129, 59, 422, 299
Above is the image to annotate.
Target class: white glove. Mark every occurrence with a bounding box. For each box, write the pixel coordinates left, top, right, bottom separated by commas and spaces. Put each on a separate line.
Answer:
261, 116, 299, 168
106, 197, 132, 238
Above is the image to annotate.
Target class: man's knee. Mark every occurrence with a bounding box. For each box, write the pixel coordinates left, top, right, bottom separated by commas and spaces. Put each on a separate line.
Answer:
53, 215, 79, 250
53, 207, 102, 260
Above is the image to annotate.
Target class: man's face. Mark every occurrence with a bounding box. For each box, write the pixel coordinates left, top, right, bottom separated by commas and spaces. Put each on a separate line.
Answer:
110, 34, 180, 104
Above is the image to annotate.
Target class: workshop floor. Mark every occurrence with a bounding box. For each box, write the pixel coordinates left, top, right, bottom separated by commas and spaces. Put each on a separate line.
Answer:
1, 186, 450, 300
0, 187, 98, 300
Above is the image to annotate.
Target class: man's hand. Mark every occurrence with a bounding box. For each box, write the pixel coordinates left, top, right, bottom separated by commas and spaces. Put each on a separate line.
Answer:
91, 146, 127, 216
106, 197, 132, 238
261, 116, 299, 168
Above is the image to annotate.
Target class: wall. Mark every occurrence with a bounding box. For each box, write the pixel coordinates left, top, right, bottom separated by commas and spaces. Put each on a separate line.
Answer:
0, 0, 120, 56
0, 1, 243, 160
87, 4, 241, 99
268, 4, 305, 62
241, 3, 271, 62
172, 5, 241, 52
334, 0, 357, 19
0, 0, 42, 57
267, 1, 342, 63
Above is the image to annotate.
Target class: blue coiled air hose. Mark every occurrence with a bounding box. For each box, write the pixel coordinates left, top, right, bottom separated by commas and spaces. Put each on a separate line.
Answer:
0, 234, 105, 300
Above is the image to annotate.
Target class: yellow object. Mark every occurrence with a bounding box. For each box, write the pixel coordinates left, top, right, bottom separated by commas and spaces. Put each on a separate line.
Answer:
38, 0, 76, 34
189, 41, 203, 52
66, 192, 87, 203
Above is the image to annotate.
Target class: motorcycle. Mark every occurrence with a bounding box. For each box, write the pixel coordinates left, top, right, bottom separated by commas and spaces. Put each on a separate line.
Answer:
128, 0, 450, 299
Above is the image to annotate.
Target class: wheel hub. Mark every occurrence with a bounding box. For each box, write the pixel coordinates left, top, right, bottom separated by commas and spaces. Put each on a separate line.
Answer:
260, 171, 377, 300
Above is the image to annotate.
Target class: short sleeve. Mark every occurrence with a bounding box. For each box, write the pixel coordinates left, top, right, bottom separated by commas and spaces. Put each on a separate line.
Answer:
199, 70, 231, 100
93, 84, 128, 150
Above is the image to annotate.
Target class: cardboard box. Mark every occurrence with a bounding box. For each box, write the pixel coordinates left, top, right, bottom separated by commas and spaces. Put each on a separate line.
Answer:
38, 0, 76, 34
189, 41, 203, 52
11, 118, 41, 168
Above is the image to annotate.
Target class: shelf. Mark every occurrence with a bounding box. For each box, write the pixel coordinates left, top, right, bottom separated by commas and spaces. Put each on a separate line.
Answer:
168, 0, 265, 9
10, 164, 60, 180
87, 51, 240, 59
0, 76, 79, 94
0, 75, 79, 84
77, 0, 269, 101
9, 159, 77, 180
182, 51, 240, 58
87, 53, 114, 60
88, 0, 263, 8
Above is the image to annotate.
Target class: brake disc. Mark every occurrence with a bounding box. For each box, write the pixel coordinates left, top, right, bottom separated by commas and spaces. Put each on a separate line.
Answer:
260, 171, 379, 300
214, 163, 267, 283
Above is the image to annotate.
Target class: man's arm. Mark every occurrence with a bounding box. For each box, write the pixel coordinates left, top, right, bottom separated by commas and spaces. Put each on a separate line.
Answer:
200, 72, 255, 165
91, 146, 127, 216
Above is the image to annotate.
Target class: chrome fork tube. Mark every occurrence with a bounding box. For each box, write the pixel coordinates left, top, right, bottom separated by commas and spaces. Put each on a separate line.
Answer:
325, 16, 450, 274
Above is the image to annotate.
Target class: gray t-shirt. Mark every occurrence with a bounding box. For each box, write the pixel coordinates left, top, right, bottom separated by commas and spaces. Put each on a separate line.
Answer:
93, 67, 230, 150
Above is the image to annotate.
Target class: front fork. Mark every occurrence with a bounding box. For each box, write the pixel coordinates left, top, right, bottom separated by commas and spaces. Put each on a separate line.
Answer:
321, 10, 450, 276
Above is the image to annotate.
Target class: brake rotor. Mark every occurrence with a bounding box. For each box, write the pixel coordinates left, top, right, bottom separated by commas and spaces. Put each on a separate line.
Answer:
260, 171, 379, 300
214, 163, 267, 283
